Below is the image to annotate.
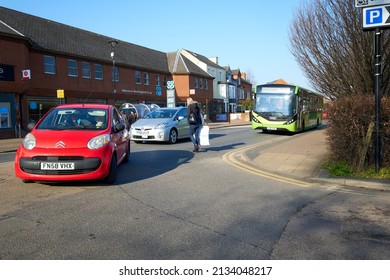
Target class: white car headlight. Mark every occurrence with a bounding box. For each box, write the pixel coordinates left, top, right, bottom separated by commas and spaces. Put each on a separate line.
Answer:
23, 133, 36, 150
155, 122, 170, 129
88, 134, 110, 150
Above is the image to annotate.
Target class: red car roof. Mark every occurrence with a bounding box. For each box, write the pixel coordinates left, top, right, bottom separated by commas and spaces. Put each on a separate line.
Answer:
56, 103, 112, 109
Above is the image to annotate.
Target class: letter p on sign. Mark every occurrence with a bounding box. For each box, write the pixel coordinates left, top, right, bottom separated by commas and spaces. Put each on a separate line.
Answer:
367, 8, 382, 24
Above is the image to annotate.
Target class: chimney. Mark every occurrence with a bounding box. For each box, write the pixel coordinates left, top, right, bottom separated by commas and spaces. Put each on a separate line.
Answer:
209, 56, 219, 65
241, 72, 247, 80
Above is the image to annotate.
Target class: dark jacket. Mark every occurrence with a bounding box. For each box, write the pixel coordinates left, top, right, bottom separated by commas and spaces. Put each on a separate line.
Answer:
187, 102, 202, 125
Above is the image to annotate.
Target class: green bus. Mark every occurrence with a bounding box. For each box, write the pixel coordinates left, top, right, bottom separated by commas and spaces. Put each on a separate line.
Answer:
252, 84, 323, 133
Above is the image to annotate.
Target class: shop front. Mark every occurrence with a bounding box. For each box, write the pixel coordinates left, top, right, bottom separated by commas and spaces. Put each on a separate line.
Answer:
1, 64, 20, 138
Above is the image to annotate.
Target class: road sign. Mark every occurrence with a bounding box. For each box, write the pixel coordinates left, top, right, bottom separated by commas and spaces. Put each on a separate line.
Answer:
363, 5, 390, 29
57, 89, 64, 98
356, 0, 390, 8
167, 89, 175, 107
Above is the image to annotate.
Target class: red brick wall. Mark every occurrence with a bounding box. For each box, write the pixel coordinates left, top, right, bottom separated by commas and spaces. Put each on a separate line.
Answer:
173, 74, 213, 104
0, 37, 29, 93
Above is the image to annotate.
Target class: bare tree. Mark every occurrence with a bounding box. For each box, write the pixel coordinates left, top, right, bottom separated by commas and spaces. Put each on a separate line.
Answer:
244, 68, 257, 87
289, 0, 390, 99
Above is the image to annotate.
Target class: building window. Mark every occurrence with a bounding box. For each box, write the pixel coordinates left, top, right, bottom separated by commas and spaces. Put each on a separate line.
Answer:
112, 66, 119, 82
144, 72, 150, 85
68, 59, 78, 77
205, 79, 209, 90
239, 88, 245, 99
135, 71, 141, 84
156, 74, 161, 86
0, 103, 11, 128
194, 78, 198, 88
82, 62, 91, 79
229, 85, 235, 99
199, 79, 203, 89
44, 55, 56, 74
94, 64, 103, 80
163, 76, 167, 87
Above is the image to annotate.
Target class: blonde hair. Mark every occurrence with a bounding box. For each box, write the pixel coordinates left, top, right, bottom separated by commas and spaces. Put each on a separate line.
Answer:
187, 97, 193, 105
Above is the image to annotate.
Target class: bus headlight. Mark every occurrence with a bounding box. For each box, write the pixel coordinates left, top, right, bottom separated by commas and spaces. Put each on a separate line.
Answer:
252, 117, 261, 123
284, 114, 297, 125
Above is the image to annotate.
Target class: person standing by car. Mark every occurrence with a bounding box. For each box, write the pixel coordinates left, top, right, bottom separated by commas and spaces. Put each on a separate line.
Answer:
187, 97, 202, 152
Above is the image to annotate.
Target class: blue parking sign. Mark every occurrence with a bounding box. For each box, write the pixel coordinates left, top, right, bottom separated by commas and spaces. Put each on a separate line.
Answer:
366, 8, 382, 24
363, 6, 390, 29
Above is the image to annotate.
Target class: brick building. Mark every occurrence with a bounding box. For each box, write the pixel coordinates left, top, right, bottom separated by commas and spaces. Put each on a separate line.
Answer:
0, 7, 214, 139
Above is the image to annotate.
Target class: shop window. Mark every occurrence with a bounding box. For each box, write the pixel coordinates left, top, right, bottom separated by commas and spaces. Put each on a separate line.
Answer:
0, 64, 15, 81
44, 55, 56, 74
27, 98, 60, 123
82, 62, 91, 79
68, 59, 78, 77
0, 103, 11, 128
77, 98, 106, 104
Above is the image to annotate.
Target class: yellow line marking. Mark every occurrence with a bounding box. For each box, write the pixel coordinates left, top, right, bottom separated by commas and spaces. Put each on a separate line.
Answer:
223, 139, 314, 187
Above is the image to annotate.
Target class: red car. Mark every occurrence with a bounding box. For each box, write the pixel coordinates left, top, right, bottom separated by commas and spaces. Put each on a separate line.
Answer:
15, 104, 130, 183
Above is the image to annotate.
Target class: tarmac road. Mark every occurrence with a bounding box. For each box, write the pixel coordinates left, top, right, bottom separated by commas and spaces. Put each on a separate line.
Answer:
1, 123, 390, 260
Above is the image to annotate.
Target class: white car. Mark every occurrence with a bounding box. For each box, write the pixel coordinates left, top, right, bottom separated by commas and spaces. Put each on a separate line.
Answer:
130, 107, 189, 144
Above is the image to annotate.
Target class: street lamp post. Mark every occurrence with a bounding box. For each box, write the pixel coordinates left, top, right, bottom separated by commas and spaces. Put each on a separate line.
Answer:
108, 40, 118, 106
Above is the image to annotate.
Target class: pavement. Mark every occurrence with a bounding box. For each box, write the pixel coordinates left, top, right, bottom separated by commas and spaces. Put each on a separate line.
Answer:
1, 121, 389, 191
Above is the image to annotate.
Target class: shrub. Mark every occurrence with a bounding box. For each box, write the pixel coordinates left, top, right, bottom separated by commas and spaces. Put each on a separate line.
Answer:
327, 95, 390, 171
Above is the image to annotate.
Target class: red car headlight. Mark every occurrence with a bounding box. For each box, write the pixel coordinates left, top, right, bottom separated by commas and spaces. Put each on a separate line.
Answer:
88, 134, 110, 150
23, 133, 36, 150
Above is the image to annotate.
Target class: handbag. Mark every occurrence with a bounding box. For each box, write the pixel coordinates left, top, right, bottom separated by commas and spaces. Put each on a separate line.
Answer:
188, 113, 196, 124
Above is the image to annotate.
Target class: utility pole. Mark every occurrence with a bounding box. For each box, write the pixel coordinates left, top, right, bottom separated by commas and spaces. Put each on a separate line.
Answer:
374, 28, 382, 172
108, 40, 118, 106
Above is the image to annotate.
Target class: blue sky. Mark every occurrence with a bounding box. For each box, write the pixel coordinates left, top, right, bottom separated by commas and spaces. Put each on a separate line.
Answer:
0, 0, 310, 89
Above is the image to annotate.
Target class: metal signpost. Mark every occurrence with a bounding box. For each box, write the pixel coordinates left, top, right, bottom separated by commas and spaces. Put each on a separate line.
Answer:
166, 81, 176, 108
358, 2, 390, 172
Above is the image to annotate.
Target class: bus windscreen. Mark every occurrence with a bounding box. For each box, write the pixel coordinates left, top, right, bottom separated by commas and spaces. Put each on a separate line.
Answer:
254, 93, 295, 120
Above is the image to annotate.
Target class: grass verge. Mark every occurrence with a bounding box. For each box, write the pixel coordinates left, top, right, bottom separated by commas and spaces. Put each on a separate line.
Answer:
322, 161, 390, 179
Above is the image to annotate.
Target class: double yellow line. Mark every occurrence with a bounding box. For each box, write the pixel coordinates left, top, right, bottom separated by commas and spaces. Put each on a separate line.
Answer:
223, 139, 315, 187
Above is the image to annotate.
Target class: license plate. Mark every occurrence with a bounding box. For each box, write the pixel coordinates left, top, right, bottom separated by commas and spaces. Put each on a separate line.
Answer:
267, 127, 277, 131
41, 162, 75, 170
141, 131, 149, 139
